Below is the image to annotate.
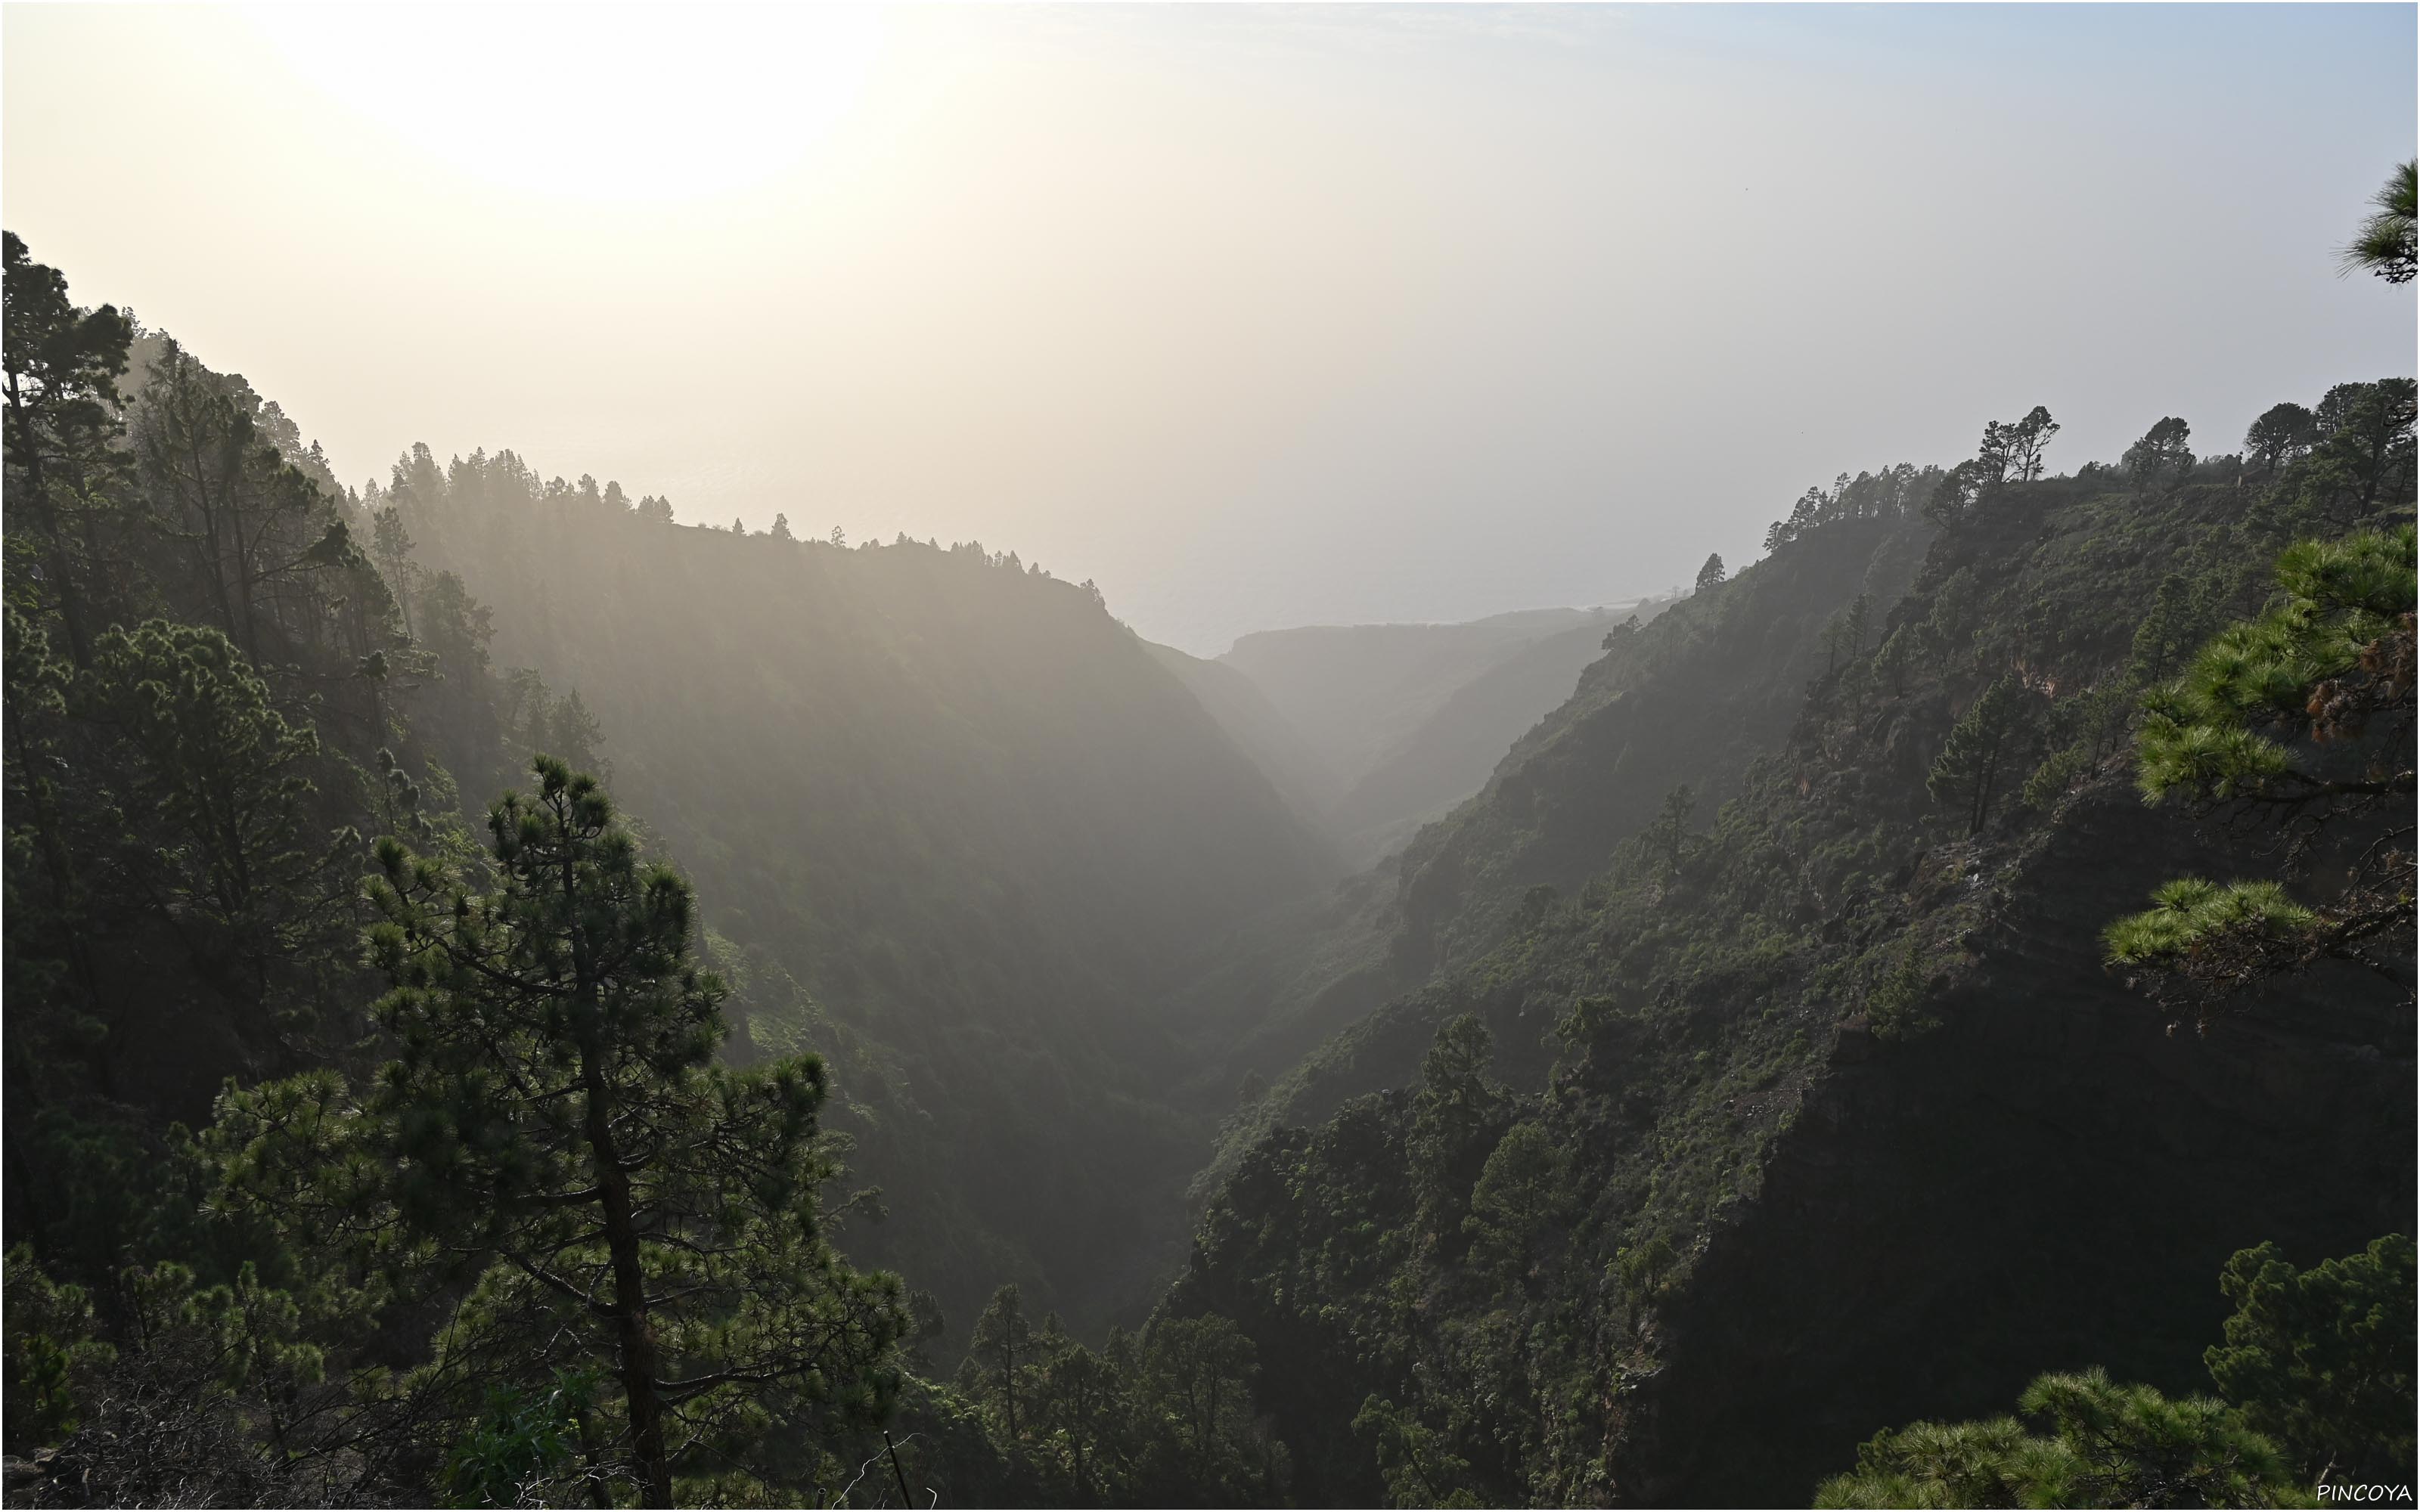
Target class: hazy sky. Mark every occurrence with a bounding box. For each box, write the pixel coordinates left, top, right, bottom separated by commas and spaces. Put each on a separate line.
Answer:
5, 5, 2412, 654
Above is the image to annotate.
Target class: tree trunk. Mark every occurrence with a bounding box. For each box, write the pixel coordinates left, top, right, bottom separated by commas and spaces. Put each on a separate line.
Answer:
582, 1047, 675, 1507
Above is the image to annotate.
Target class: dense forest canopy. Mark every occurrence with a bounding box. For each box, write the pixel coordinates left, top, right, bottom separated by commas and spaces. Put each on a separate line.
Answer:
2, 152, 2415, 1511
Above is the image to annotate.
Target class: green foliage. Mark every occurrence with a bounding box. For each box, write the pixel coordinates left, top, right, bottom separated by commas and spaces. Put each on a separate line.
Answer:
2339, 160, 2416, 284
1461, 1122, 1565, 1280
439, 1370, 601, 1509
500, 667, 605, 776
177, 759, 908, 1504
2247, 403, 2320, 474
2012, 1388, 2302, 1505
1817, 1368, 2307, 1509
3, 229, 135, 665
1911, 410, 2058, 528
1870, 623, 1917, 696
1919, 565, 1981, 662
2125, 417, 2196, 490
2131, 572, 2220, 684
2206, 1235, 2415, 1483
1614, 1233, 1677, 1315
1820, 593, 1872, 678
4, 237, 433, 1357
1354, 1395, 1481, 1509
1140, 1313, 1277, 1497
2134, 527, 2412, 804
2297, 380, 2418, 527
2003, 405, 2060, 483
1823, 1236, 2415, 1505
3, 1246, 116, 1452
78, 620, 349, 1006
1405, 1016, 1510, 1249
347, 758, 904, 1501
939, 1282, 1285, 1506
2114, 525, 2414, 1009
1764, 463, 1933, 553
1644, 783, 1697, 875
2018, 742, 2091, 811
964, 1283, 1035, 1439
2105, 878, 2319, 968
1928, 673, 2037, 834
1863, 934, 1937, 1042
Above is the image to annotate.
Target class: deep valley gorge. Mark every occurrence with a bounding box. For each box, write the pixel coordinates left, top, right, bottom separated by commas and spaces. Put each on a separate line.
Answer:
2, 45, 2413, 1508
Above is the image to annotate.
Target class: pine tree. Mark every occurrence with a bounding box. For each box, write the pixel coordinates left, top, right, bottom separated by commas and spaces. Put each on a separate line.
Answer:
1822, 594, 1872, 677
2122, 417, 2194, 490
2127, 573, 2209, 684
2297, 379, 2416, 524
1817, 1368, 2297, 1509
219, 758, 907, 1505
1871, 624, 1917, 697
1919, 568, 1981, 665
1406, 1015, 1508, 1249
2244, 402, 2319, 474
2339, 160, 2416, 284
133, 339, 350, 664
2205, 1235, 2415, 1484
2108, 526, 2415, 1012
1033, 1330, 1120, 1498
77, 620, 350, 1036
966, 1282, 1033, 1441
2, 231, 135, 668
368, 507, 418, 638
1645, 784, 1696, 875
1928, 674, 2035, 835
1463, 1121, 1565, 1279
1922, 460, 1988, 527
1139, 1313, 1268, 1495
1355, 1395, 1475, 1508
2005, 405, 2059, 483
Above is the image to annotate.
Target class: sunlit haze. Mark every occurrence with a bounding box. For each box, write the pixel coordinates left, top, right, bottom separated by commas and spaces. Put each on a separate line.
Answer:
6, 3, 2412, 652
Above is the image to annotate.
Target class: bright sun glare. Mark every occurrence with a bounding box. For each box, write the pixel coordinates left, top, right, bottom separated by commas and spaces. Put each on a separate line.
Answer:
240, 4, 886, 203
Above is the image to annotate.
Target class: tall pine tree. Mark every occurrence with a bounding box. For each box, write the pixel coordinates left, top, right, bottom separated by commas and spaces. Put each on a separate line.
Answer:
216, 757, 907, 1505
1928, 674, 2036, 835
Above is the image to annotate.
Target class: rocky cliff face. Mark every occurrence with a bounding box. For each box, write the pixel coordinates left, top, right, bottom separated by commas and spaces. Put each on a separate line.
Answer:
1627, 778, 2415, 1504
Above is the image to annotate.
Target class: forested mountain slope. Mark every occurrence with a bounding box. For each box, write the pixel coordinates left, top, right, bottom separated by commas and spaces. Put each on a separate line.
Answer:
1390, 511, 1929, 974
1323, 615, 1658, 866
0, 231, 1333, 1506
1196, 482, 1937, 1181
369, 451, 1336, 1328
1165, 398, 2416, 1504
2, 223, 1337, 1349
